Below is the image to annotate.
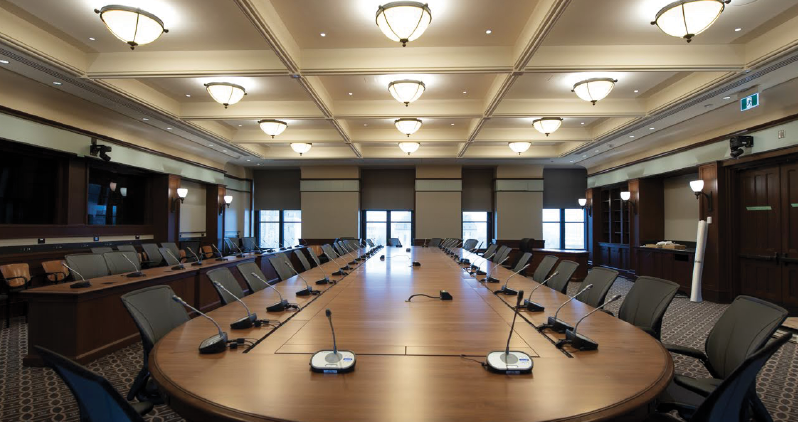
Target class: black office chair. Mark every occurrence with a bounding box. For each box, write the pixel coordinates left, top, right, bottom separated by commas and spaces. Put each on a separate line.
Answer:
269, 255, 293, 281
208, 268, 246, 305
120, 285, 189, 404
140, 244, 164, 267
306, 248, 322, 267
65, 253, 111, 280
659, 295, 788, 422
531, 255, 558, 283
491, 246, 508, 263
647, 333, 792, 422
511, 252, 532, 273
575, 267, 619, 308
462, 239, 478, 251
387, 237, 402, 247
90, 246, 113, 254
482, 244, 498, 258
103, 251, 141, 275
294, 250, 312, 271
617, 276, 679, 340
547, 260, 579, 294
35, 346, 153, 421
236, 262, 270, 293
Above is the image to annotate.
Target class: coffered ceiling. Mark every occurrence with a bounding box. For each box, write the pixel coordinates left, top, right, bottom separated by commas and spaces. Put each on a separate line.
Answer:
0, 0, 797, 169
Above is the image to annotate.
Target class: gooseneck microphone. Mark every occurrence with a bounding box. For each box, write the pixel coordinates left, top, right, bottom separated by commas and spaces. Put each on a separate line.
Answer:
494, 264, 530, 295
212, 281, 262, 329
480, 257, 508, 282
522, 271, 559, 311
324, 251, 349, 276
469, 252, 495, 275
63, 263, 91, 288
211, 244, 227, 261
121, 254, 145, 277
310, 309, 356, 373
537, 284, 593, 334
486, 291, 533, 374
227, 239, 246, 258
164, 249, 185, 270
250, 272, 297, 312
171, 295, 228, 354
286, 265, 320, 296
185, 247, 203, 267
556, 294, 623, 351
460, 241, 483, 265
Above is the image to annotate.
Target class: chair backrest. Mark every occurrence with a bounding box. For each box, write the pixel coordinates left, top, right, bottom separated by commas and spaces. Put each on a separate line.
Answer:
269, 255, 293, 281
531, 255, 558, 283
306, 248, 322, 266
207, 268, 246, 305
691, 333, 792, 422
575, 267, 619, 307
65, 254, 110, 280
462, 239, 478, 251
547, 260, 579, 294
387, 237, 402, 247
704, 295, 788, 380
90, 247, 113, 254
279, 253, 295, 272
321, 244, 338, 260
161, 243, 181, 261
116, 245, 137, 253
159, 248, 180, 266
140, 244, 163, 266
236, 262, 269, 293
519, 238, 531, 253
241, 237, 257, 252
0, 263, 31, 288
366, 239, 375, 247
120, 285, 189, 358
512, 252, 532, 273
618, 276, 679, 340
35, 346, 146, 422
201, 245, 214, 259
225, 238, 241, 253
103, 251, 141, 275
483, 244, 498, 258
495, 246, 512, 264
294, 250, 312, 271
333, 243, 345, 256
491, 246, 506, 263
42, 260, 69, 283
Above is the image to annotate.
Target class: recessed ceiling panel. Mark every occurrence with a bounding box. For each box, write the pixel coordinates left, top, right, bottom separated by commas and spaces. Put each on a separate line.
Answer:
319, 73, 498, 101
140, 76, 310, 102
505, 72, 683, 100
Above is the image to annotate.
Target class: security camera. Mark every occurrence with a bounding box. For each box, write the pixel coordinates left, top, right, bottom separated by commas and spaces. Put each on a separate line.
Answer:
90, 139, 112, 162
729, 135, 753, 159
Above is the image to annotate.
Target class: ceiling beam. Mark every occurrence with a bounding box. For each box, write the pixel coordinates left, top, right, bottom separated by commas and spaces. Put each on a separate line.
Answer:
181, 101, 325, 120
85, 50, 287, 78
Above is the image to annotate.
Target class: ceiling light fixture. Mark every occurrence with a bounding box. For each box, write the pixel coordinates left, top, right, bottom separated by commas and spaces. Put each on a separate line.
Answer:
399, 142, 420, 155
532, 117, 563, 137
388, 79, 426, 106
259, 119, 288, 138
395, 118, 422, 137
485, 29, 492, 34
572, 78, 617, 105
0, 59, 9, 64
291, 143, 312, 156
204, 82, 246, 109
89, 37, 96, 41
508, 142, 531, 155
734, 28, 742, 32
376, 2, 432, 47
651, 0, 729, 43
94, 5, 168, 50
723, 96, 731, 100
53, 81, 62, 85
320, 33, 326, 37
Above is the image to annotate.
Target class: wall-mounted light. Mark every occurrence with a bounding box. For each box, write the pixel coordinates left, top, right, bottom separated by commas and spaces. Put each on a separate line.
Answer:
219, 195, 233, 215
578, 198, 592, 217
620, 191, 637, 214
690, 180, 713, 212
172, 188, 188, 213
109, 181, 117, 192
120, 187, 127, 198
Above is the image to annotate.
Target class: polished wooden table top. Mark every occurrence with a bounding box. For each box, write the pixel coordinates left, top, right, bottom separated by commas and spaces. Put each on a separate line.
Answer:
151, 247, 673, 422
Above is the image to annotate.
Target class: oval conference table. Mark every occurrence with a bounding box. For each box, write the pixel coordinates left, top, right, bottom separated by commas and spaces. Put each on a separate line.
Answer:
151, 246, 673, 422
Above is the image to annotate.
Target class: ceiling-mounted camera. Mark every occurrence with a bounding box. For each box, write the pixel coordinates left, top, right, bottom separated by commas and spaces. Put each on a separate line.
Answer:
90, 139, 112, 162
729, 135, 753, 159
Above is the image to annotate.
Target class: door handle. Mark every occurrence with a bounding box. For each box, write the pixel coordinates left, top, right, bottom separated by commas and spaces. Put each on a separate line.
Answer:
782, 254, 798, 265
739, 254, 779, 262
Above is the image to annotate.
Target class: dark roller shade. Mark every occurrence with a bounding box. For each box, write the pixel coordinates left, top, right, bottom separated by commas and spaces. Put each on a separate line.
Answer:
253, 170, 300, 210
543, 168, 587, 209
361, 169, 415, 210
462, 168, 493, 211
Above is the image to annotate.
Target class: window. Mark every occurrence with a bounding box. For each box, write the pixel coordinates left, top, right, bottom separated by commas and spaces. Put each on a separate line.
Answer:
463, 212, 489, 247
542, 209, 585, 250
364, 210, 412, 246
258, 210, 303, 249
282, 210, 302, 248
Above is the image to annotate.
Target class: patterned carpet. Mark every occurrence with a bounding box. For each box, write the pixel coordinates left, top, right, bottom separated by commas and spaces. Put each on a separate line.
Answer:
0, 277, 796, 421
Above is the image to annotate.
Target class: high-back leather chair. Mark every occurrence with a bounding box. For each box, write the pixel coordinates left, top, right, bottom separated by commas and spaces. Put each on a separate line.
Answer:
207, 268, 246, 305
116, 245, 137, 253
42, 260, 69, 284
120, 285, 189, 403
531, 255, 558, 283
306, 248, 322, 266
321, 244, 339, 260
482, 244, 498, 258
160, 243, 184, 262
512, 252, 532, 273
269, 255, 293, 281
103, 251, 141, 275
140, 244, 163, 266
463, 239, 478, 251
236, 262, 270, 293
617, 276, 679, 340
387, 237, 402, 247
294, 250, 312, 271
201, 245, 214, 259
495, 246, 512, 265
241, 237, 257, 252
575, 268, 619, 307
0, 263, 32, 328
65, 254, 110, 280
90, 246, 113, 254
547, 260, 579, 294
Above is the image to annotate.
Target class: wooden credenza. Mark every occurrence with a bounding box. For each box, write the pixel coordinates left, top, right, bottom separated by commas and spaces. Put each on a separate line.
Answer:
636, 246, 695, 293
598, 242, 631, 272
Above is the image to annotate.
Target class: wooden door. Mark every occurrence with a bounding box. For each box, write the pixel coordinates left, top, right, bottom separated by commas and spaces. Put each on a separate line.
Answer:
737, 166, 781, 302
781, 163, 798, 307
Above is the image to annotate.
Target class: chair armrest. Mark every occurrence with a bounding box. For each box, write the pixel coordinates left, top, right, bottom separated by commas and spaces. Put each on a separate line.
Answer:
44, 271, 67, 283
663, 344, 708, 363
673, 375, 716, 397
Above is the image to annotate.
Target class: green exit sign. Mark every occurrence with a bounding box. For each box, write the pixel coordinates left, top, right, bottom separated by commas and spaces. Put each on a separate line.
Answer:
741, 93, 760, 111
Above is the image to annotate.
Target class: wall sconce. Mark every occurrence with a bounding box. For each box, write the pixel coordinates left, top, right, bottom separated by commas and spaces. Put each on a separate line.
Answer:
120, 187, 127, 198
109, 181, 117, 192
171, 188, 188, 212
690, 180, 713, 212
578, 198, 592, 217
620, 191, 637, 214
219, 195, 233, 215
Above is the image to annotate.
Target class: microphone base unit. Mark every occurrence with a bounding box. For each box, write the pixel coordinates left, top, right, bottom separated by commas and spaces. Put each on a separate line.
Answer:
266, 299, 290, 312
315, 277, 331, 285
411, 261, 421, 267
230, 313, 258, 330
460, 259, 470, 265
70, 281, 92, 289
191, 262, 203, 267
332, 270, 347, 276
310, 350, 356, 373
494, 287, 518, 296
348, 261, 357, 266
171, 265, 185, 271
235, 254, 246, 258
557, 329, 599, 351
537, 317, 573, 334
523, 300, 545, 312
126, 272, 145, 278
215, 257, 228, 262
296, 287, 320, 296
485, 276, 500, 283
486, 351, 533, 374
199, 332, 228, 354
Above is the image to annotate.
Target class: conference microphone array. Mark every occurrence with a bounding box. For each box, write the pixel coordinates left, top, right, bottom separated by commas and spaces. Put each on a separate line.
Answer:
185, 247, 203, 267
310, 309, 356, 373
211, 244, 228, 261
522, 271, 558, 312
468, 252, 495, 275
212, 281, 271, 329
486, 290, 533, 374
172, 295, 229, 354
537, 284, 593, 334
250, 272, 298, 312
494, 264, 530, 295
556, 295, 623, 351
324, 251, 349, 276
406, 290, 453, 302
120, 253, 145, 277
62, 263, 91, 289
163, 249, 186, 270
379, 254, 421, 266
479, 257, 508, 283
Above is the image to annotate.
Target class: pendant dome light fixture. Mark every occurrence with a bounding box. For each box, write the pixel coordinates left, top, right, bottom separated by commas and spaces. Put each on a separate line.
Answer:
532, 117, 563, 137
572, 78, 618, 105
388, 79, 426, 106
376, 2, 432, 47
651, 0, 729, 43
95, 5, 168, 50
204, 83, 247, 108
258, 119, 288, 138
508, 142, 531, 155
399, 142, 420, 155
290, 143, 312, 156
395, 118, 423, 137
